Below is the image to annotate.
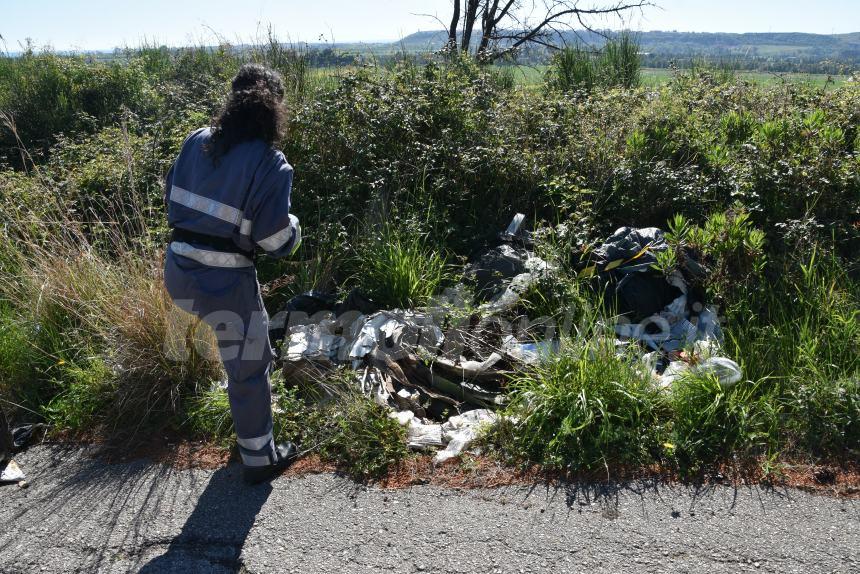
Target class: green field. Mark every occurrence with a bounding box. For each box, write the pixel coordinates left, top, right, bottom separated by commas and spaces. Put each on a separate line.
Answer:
502, 64, 850, 88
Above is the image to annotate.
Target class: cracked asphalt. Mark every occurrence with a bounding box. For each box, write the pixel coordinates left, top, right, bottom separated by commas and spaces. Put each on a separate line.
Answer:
0, 445, 858, 573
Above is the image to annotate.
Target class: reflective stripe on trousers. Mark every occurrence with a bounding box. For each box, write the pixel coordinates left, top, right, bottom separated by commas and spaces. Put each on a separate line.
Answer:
163, 248, 276, 467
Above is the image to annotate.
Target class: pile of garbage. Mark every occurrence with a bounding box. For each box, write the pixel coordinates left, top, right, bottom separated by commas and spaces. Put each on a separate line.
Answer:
581, 226, 742, 387
271, 217, 743, 463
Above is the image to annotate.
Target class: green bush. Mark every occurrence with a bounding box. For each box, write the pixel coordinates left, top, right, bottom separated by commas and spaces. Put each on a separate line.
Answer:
278, 375, 411, 480
0, 51, 156, 161
42, 356, 113, 431
498, 338, 663, 471
314, 392, 409, 480
189, 374, 409, 480
787, 375, 859, 459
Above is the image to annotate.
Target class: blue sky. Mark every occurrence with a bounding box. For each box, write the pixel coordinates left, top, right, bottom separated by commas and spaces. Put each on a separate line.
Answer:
3, 0, 858, 52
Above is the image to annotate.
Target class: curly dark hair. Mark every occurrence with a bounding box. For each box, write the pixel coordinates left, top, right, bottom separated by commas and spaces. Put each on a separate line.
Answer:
206, 63, 286, 162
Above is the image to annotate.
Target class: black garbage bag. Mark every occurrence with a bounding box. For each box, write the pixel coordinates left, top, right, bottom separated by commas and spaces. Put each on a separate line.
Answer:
0, 410, 10, 463
590, 227, 684, 323
591, 226, 668, 268
284, 290, 338, 315
12, 424, 47, 450
464, 244, 530, 301
335, 288, 380, 317
614, 273, 683, 324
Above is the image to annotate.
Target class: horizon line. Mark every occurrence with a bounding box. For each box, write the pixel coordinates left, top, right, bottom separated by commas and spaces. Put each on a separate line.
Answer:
5, 27, 859, 55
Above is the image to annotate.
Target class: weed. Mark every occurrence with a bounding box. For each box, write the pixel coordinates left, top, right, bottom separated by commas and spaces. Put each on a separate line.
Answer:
545, 31, 641, 92
356, 224, 454, 309
497, 337, 663, 471
667, 374, 780, 474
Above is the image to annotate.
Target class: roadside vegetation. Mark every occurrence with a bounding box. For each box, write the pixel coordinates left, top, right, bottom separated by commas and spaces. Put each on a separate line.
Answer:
0, 36, 857, 480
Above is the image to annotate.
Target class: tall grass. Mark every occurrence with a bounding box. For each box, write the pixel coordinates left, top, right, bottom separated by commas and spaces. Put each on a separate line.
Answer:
5, 236, 222, 434
0, 146, 221, 435
497, 336, 664, 471
668, 374, 780, 473
545, 31, 641, 92
600, 31, 641, 89
355, 224, 454, 309
724, 248, 860, 459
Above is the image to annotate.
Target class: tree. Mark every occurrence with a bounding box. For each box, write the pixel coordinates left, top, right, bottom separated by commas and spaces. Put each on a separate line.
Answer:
444, 0, 650, 62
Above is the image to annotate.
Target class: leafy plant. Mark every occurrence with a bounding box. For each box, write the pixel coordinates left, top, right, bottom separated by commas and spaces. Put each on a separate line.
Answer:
667, 373, 779, 474
497, 337, 663, 471
356, 224, 454, 309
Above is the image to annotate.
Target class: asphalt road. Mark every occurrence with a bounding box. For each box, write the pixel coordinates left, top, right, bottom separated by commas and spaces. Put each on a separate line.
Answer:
0, 445, 857, 574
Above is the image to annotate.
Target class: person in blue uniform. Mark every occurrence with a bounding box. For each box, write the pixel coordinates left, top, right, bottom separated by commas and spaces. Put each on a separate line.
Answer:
163, 64, 301, 484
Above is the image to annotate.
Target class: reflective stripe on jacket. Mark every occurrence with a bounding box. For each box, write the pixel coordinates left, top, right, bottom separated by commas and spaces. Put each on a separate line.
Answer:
164, 127, 301, 267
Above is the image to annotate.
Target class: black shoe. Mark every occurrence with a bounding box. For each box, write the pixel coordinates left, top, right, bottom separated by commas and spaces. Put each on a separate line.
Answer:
242, 441, 298, 485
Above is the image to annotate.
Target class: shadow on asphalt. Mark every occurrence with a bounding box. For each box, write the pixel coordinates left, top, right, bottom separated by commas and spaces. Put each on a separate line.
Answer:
0, 445, 273, 573
137, 466, 271, 573
513, 474, 792, 521
2, 444, 798, 572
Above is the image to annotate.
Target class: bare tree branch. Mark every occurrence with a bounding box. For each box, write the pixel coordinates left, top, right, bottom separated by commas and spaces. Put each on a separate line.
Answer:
437, 0, 651, 62
448, 1, 461, 49
461, 0, 482, 52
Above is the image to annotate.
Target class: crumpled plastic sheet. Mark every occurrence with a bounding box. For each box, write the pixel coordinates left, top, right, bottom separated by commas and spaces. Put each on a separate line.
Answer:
593, 226, 720, 353
434, 409, 498, 464
389, 411, 445, 449
501, 335, 559, 364
348, 311, 444, 361
592, 226, 669, 267
660, 356, 743, 388
0, 460, 25, 483
389, 408, 498, 460
643, 341, 743, 389
284, 320, 342, 363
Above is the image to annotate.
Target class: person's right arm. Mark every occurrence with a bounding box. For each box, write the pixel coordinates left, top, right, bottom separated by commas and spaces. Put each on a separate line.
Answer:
248, 151, 301, 258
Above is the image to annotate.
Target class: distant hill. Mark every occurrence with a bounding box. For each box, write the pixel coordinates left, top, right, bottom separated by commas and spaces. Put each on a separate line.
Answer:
383, 29, 860, 70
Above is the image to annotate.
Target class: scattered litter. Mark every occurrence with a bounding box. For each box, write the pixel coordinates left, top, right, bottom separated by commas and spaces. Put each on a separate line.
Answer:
434, 409, 498, 464
273, 217, 743, 459
0, 459, 25, 483
659, 356, 743, 389
348, 310, 444, 361
269, 289, 380, 343
1, 411, 26, 484
481, 271, 536, 314
389, 410, 415, 426
433, 353, 505, 383
284, 290, 338, 317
